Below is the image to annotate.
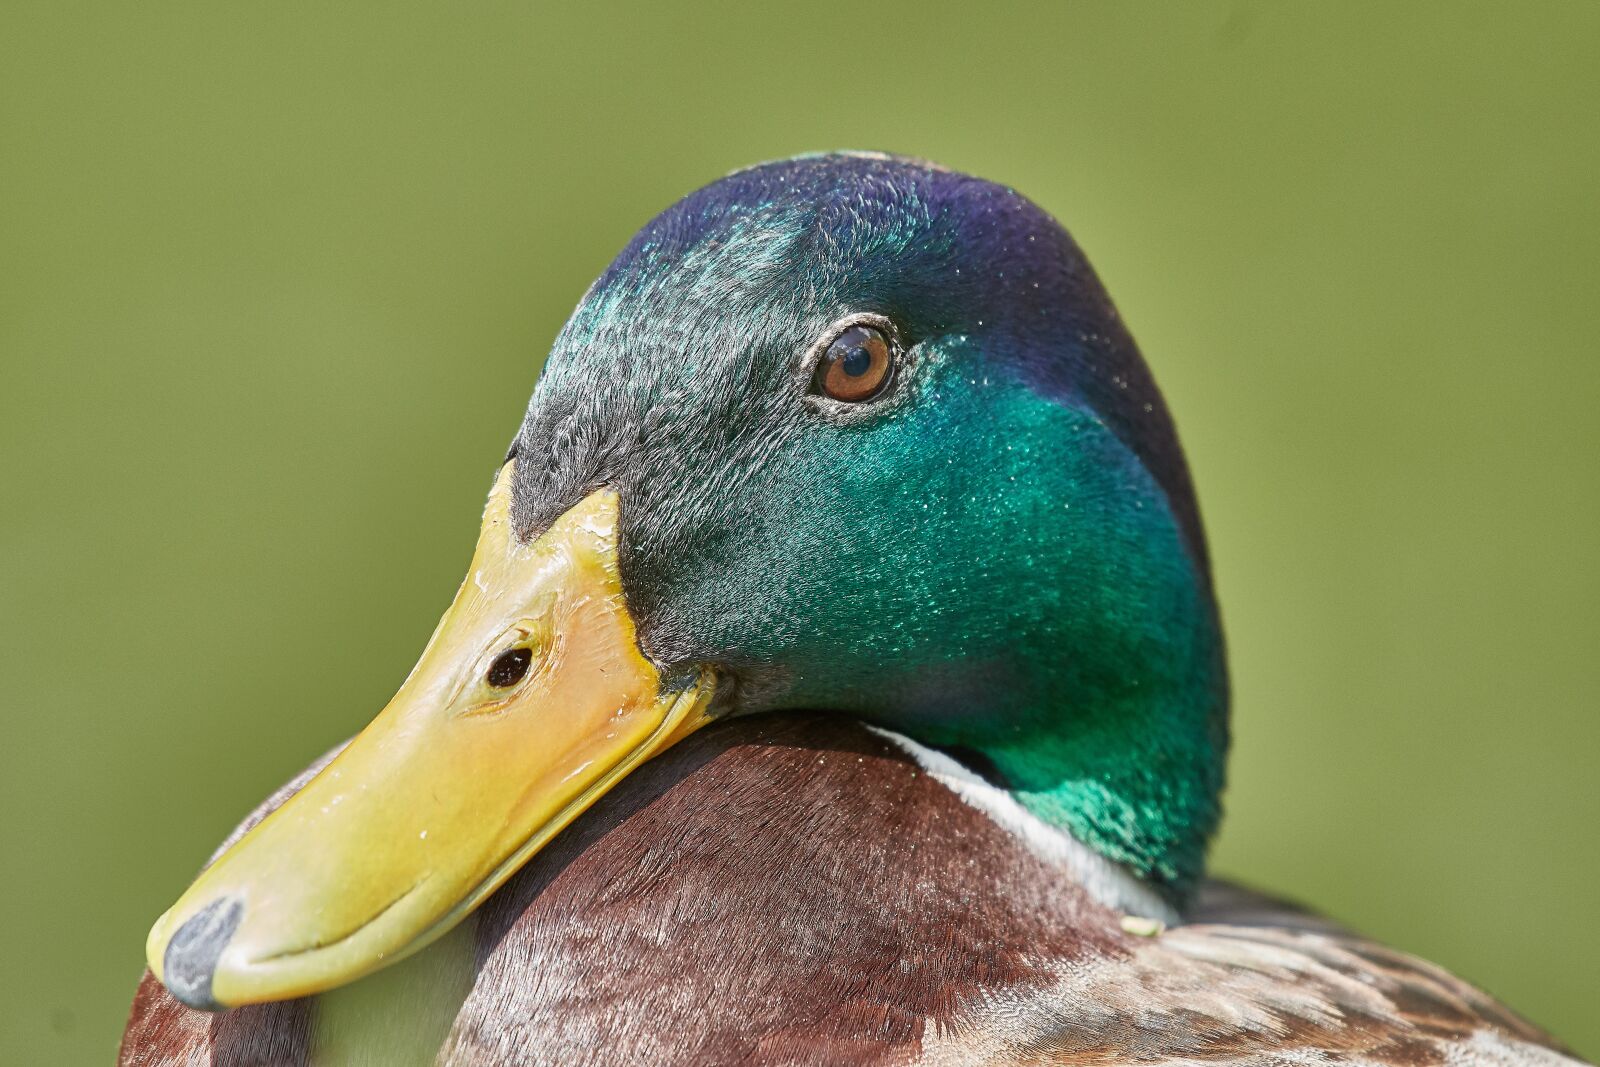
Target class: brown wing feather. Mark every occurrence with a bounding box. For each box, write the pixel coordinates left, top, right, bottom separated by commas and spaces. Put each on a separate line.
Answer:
928, 883, 1577, 1066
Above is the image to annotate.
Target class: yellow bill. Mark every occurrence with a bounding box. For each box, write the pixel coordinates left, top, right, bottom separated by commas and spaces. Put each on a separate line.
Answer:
145, 462, 716, 1009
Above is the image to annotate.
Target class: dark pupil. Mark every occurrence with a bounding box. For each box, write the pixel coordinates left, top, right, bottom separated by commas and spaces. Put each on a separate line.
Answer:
486, 647, 533, 688
839, 345, 873, 377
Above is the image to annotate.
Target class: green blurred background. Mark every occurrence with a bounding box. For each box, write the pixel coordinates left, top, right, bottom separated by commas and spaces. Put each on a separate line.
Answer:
3, 2, 1596, 1062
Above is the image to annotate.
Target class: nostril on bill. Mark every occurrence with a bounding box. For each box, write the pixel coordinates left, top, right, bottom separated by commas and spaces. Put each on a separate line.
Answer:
162, 896, 243, 1011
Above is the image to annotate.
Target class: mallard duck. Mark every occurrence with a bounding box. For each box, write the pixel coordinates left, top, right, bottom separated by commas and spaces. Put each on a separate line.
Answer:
121, 153, 1584, 1066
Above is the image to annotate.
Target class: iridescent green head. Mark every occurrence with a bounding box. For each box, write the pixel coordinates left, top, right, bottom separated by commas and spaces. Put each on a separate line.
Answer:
512, 152, 1227, 900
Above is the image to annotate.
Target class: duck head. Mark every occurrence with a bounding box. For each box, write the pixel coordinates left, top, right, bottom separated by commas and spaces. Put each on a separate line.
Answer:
146, 153, 1227, 1010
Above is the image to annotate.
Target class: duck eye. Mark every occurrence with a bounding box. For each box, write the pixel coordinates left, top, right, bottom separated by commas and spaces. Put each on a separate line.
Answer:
814, 324, 893, 402
486, 647, 533, 688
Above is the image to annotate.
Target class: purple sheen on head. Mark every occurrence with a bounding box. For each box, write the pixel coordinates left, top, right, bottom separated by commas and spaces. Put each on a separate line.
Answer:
559, 152, 1207, 576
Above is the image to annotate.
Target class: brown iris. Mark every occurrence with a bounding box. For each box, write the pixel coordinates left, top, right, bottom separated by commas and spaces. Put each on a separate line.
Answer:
814, 324, 893, 402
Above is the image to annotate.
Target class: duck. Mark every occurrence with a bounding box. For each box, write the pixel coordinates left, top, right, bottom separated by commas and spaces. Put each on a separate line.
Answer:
120, 152, 1585, 1067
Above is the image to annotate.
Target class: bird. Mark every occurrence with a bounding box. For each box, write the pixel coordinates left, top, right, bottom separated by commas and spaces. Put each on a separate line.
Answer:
120, 153, 1586, 1066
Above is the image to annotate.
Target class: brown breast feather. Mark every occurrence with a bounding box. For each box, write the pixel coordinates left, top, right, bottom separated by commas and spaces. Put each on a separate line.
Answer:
119, 715, 1581, 1066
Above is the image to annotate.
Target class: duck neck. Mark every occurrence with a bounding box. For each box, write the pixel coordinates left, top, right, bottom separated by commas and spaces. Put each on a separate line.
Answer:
883, 607, 1228, 906
983, 655, 1226, 905
867, 725, 1184, 922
